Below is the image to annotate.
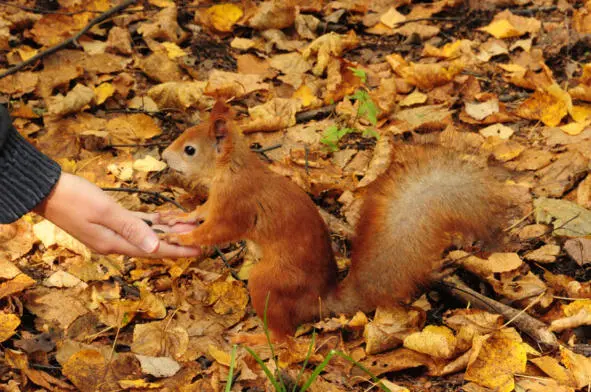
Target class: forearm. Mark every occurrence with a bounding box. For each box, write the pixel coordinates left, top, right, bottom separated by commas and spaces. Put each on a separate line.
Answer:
0, 105, 61, 224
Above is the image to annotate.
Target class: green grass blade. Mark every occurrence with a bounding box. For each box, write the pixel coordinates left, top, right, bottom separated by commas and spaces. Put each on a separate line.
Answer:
225, 344, 237, 392
292, 330, 316, 392
299, 349, 392, 392
244, 346, 286, 392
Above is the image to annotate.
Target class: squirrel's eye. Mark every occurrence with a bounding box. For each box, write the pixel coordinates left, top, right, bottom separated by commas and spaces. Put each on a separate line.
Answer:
184, 145, 196, 156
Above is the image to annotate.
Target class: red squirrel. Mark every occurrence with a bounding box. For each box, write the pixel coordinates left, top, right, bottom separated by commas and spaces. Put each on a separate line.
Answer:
160, 100, 508, 339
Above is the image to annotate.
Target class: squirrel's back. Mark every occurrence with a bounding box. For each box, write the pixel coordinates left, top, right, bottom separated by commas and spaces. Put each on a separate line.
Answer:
327, 143, 508, 314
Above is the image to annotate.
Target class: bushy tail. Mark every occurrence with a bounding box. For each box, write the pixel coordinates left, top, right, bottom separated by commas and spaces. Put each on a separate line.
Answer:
325, 143, 509, 315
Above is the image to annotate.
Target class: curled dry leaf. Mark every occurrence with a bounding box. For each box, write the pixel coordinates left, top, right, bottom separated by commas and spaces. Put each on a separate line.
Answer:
133, 155, 167, 172
248, 0, 296, 30
46, 84, 95, 117
148, 81, 211, 110
132, 321, 189, 359
302, 31, 359, 76
205, 70, 269, 98
137, 6, 184, 42
240, 98, 301, 133
33, 219, 91, 260
479, 10, 542, 39
364, 306, 422, 355
403, 325, 457, 359
0, 219, 36, 262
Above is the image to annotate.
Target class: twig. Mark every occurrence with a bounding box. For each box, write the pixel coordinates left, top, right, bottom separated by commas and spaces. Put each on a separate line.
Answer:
101, 187, 185, 211
393, 16, 462, 27
510, 6, 557, 16
440, 275, 558, 350
0, 0, 102, 15
108, 142, 169, 148
250, 144, 282, 154
296, 104, 336, 124
0, 0, 137, 79
214, 246, 242, 281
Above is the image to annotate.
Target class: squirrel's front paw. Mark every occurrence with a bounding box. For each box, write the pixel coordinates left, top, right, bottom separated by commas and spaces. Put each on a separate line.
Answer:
158, 210, 198, 225
159, 232, 194, 246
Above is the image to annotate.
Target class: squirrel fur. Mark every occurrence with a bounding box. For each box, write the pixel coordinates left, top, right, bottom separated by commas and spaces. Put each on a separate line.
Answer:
160, 100, 508, 339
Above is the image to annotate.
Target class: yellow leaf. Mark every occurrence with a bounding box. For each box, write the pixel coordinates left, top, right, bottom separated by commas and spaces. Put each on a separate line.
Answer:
465, 329, 527, 392
399, 89, 428, 106
0, 313, 20, 343
480, 19, 521, 39
148, 0, 174, 7
422, 40, 470, 58
561, 346, 591, 389
563, 299, 591, 317
560, 121, 590, 136
119, 379, 162, 389
206, 4, 243, 32
571, 104, 591, 123
292, 84, 317, 107
94, 83, 115, 105
16, 46, 38, 61
161, 42, 187, 59
208, 345, 231, 366
516, 84, 570, 127
403, 325, 457, 359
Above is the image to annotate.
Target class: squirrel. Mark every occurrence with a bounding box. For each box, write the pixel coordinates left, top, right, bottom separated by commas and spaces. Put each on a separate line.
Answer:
159, 100, 509, 340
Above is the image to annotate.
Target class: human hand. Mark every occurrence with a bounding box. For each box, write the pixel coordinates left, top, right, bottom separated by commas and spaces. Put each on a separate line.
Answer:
34, 173, 201, 258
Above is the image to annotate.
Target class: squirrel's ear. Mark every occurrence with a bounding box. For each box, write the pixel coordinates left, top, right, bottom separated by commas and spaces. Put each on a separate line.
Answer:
213, 118, 228, 140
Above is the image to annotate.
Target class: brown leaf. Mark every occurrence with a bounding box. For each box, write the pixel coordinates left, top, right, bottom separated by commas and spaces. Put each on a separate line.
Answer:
248, 0, 296, 30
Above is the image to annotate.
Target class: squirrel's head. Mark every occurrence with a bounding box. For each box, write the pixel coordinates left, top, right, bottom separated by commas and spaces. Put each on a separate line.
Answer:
162, 100, 238, 184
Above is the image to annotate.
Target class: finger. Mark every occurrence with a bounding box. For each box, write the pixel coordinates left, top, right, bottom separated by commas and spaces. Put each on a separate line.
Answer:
80, 223, 149, 257
89, 224, 202, 258
104, 208, 160, 253
151, 241, 202, 258
131, 211, 159, 224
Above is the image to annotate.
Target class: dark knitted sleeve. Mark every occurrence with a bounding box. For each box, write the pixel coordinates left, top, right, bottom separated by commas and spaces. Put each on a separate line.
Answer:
0, 105, 61, 224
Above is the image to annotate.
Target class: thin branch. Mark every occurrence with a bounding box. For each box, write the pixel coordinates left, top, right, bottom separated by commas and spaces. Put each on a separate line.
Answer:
0, 0, 137, 79
296, 104, 336, 124
107, 142, 169, 148
393, 16, 462, 27
101, 187, 185, 211
0, 0, 102, 15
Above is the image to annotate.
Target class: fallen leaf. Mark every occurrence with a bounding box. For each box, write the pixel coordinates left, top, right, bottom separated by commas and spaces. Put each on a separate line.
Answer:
403, 325, 457, 359
148, 81, 212, 110
479, 10, 541, 39
135, 355, 181, 378
479, 123, 514, 139
465, 329, 527, 392
0, 313, 20, 343
133, 156, 167, 172
204, 3, 243, 32
534, 197, 591, 237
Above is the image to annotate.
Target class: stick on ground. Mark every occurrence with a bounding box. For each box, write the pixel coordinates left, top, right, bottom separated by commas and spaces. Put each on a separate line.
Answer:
0, 0, 137, 79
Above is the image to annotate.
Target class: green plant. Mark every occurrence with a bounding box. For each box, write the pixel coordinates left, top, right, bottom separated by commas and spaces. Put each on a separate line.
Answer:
320, 68, 380, 152
225, 344, 237, 392
238, 293, 392, 392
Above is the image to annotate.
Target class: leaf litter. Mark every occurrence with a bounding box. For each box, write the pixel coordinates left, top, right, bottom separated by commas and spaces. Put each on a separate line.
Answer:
1, 0, 591, 390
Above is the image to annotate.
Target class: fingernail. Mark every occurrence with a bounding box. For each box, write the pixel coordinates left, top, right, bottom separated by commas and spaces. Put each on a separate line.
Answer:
140, 235, 159, 253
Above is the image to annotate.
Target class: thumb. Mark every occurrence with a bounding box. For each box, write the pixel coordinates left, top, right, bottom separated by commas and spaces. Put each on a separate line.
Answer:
112, 212, 160, 253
